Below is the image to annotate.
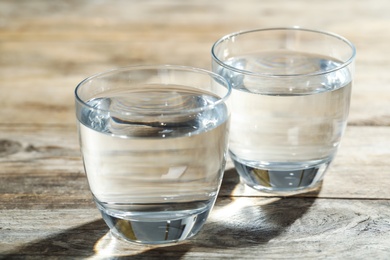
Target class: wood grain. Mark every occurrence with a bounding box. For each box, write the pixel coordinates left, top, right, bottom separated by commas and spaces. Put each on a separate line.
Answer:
1, 125, 390, 205
2, 198, 390, 258
0, 0, 390, 125
1, 125, 390, 256
1, 0, 390, 258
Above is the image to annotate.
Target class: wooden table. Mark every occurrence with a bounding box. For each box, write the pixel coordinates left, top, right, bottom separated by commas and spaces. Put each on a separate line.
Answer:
1, 0, 390, 258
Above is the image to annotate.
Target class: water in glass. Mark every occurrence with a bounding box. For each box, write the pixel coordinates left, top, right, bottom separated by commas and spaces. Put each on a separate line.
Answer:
78, 84, 229, 244
217, 50, 352, 192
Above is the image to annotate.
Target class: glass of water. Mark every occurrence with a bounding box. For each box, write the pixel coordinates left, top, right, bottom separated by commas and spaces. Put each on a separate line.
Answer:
212, 27, 356, 193
75, 65, 231, 244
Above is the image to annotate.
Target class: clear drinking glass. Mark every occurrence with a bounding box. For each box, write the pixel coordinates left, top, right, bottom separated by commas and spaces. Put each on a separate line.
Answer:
212, 27, 356, 193
75, 65, 231, 244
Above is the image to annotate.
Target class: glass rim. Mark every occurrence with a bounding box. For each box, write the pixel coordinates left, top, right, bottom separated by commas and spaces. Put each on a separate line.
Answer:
75, 64, 231, 116
211, 27, 357, 78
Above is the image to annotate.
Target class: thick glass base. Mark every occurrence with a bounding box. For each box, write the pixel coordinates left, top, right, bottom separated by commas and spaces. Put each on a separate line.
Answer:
231, 152, 331, 194
95, 199, 213, 245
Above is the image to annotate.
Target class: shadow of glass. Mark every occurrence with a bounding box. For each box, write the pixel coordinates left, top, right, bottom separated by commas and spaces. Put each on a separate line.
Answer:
3, 219, 107, 258
192, 167, 321, 248
3, 168, 320, 258
218, 167, 242, 197
2, 218, 192, 259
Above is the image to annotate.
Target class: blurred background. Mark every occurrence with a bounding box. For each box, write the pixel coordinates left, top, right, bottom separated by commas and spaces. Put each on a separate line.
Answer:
0, 0, 389, 126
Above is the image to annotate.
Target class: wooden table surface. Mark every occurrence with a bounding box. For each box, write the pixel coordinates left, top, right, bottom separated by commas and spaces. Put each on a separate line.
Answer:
1, 0, 390, 259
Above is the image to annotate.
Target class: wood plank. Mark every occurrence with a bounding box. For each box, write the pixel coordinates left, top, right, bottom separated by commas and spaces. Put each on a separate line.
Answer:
1, 125, 390, 204
226, 126, 390, 199
0, 46, 389, 126
2, 198, 390, 258
1, 0, 390, 258
0, 0, 389, 43
0, 1, 390, 125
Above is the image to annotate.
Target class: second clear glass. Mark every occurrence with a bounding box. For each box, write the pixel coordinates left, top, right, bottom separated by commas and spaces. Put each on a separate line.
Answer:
212, 27, 356, 193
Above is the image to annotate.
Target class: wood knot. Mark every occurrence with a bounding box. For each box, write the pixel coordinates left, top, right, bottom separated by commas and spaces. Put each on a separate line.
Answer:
0, 139, 22, 157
